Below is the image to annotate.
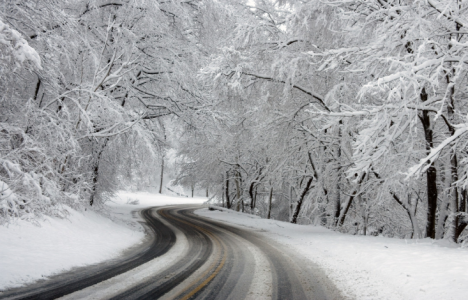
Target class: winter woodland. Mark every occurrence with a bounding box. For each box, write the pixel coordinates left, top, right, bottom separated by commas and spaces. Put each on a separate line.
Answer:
1, 0, 468, 243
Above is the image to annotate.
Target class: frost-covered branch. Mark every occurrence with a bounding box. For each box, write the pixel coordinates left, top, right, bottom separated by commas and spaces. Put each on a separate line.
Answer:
406, 125, 468, 179
239, 71, 330, 112
427, 0, 467, 28
306, 103, 440, 117
0, 18, 41, 69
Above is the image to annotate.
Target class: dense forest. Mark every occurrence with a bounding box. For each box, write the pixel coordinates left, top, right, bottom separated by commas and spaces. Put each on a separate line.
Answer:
1, 0, 468, 243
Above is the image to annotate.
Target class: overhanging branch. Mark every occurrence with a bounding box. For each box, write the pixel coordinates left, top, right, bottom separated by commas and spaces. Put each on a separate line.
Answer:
240, 71, 330, 112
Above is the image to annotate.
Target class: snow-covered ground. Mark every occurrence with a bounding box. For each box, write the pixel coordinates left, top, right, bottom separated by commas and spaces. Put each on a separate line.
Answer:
0, 191, 205, 291
196, 206, 468, 300
111, 191, 206, 208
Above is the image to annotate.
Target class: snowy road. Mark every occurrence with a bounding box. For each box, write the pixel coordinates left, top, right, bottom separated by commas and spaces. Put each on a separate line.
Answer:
1, 205, 341, 300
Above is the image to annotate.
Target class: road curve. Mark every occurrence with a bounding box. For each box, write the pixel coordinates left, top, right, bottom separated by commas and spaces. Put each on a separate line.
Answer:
0, 208, 176, 300
0, 205, 342, 300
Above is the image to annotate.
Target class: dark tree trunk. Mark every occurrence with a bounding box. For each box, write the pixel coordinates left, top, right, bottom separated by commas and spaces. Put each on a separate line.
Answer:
159, 157, 164, 194
225, 171, 231, 209
456, 221, 468, 240
291, 177, 314, 224
235, 176, 241, 212
419, 88, 438, 239
455, 189, 467, 241
448, 153, 461, 242
33, 77, 41, 100
337, 173, 366, 226
90, 138, 109, 206
424, 138, 438, 239
249, 168, 263, 211
235, 170, 242, 212
338, 194, 355, 227
459, 189, 468, 240
267, 187, 273, 219
334, 122, 342, 225
158, 119, 166, 194
443, 69, 464, 242
89, 164, 99, 206
253, 189, 257, 211
249, 182, 256, 210
460, 189, 466, 213
221, 174, 225, 207
221, 187, 225, 207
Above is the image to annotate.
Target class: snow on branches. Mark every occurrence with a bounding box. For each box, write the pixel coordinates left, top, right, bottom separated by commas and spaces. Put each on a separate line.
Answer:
0, 18, 41, 70
189, 0, 468, 242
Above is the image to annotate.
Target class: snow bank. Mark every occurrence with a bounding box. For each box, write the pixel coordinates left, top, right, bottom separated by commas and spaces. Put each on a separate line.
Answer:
0, 207, 143, 290
110, 191, 206, 208
196, 207, 468, 300
0, 192, 206, 290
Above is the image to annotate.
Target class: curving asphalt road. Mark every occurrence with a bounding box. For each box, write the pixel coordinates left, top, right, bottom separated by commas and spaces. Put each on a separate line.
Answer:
0, 205, 342, 300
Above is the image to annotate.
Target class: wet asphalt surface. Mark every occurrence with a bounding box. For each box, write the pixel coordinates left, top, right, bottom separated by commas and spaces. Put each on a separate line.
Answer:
0, 206, 342, 300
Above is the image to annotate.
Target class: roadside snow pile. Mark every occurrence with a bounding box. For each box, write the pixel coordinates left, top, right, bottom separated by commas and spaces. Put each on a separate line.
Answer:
110, 191, 206, 208
0, 192, 205, 291
196, 207, 468, 300
0, 206, 143, 290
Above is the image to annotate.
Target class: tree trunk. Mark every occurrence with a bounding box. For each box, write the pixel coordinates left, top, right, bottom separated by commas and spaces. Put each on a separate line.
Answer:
436, 181, 450, 240
425, 150, 438, 238
90, 138, 109, 206
159, 156, 164, 194
359, 196, 369, 235
249, 182, 256, 210
362, 211, 368, 235
267, 186, 273, 219
337, 173, 366, 227
222, 187, 225, 207
291, 177, 313, 224
234, 169, 242, 212
235, 175, 241, 212
33, 77, 41, 101
89, 163, 99, 206
253, 189, 257, 212
444, 70, 463, 242
225, 171, 231, 209
392, 192, 421, 239
158, 118, 166, 194
249, 168, 263, 211
337, 194, 355, 227
409, 197, 421, 239
443, 151, 461, 241
456, 189, 468, 239
419, 88, 438, 239
461, 189, 467, 213
221, 173, 225, 207
289, 185, 294, 221
447, 153, 459, 241
333, 122, 342, 225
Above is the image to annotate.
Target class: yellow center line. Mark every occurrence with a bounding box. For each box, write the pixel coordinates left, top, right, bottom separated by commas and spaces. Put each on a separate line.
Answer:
157, 208, 228, 300
179, 249, 227, 300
